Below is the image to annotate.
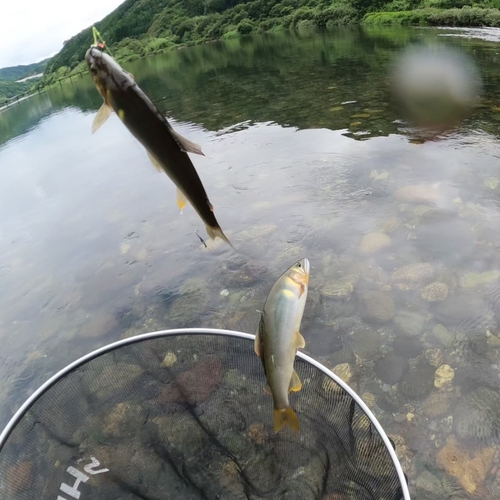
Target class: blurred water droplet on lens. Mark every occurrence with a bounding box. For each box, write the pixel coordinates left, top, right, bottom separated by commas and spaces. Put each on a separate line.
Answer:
391, 44, 483, 132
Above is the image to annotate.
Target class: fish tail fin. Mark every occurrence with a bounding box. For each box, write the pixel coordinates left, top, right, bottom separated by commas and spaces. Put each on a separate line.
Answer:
205, 224, 234, 249
273, 407, 299, 433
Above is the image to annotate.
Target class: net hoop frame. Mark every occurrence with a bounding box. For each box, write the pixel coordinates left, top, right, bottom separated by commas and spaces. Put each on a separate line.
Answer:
0, 328, 411, 500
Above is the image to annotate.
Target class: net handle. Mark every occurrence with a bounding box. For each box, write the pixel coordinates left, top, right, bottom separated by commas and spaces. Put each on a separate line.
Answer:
0, 328, 411, 500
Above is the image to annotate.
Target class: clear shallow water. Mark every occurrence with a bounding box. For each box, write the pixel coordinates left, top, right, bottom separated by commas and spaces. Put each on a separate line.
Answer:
2, 26, 500, 497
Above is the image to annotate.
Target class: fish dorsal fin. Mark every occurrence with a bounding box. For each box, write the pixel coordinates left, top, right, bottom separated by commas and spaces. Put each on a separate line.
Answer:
91, 103, 112, 133
254, 329, 261, 357
147, 151, 163, 173
171, 129, 204, 156
254, 314, 265, 357
294, 331, 306, 349
289, 370, 302, 393
176, 188, 187, 213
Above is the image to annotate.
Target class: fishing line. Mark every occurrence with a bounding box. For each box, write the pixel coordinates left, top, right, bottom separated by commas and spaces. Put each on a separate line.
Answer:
91, 26, 115, 58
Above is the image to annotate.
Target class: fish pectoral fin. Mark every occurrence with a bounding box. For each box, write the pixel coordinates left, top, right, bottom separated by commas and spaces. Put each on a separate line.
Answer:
176, 188, 188, 213
274, 407, 299, 433
294, 331, 306, 349
147, 152, 163, 173
289, 370, 302, 393
263, 384, 272, 396
172, 129, 204, 156
91, 103, 112, 133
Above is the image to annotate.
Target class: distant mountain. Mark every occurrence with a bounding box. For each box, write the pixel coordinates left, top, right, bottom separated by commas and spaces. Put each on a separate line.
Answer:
0, 59, 49, 106
0, 59, 50, 82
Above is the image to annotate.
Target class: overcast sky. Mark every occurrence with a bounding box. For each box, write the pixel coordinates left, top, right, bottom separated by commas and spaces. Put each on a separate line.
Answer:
1, 0, 125, 68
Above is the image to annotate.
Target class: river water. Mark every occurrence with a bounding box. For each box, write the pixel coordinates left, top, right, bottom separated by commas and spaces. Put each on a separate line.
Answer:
2, 25, 500, 498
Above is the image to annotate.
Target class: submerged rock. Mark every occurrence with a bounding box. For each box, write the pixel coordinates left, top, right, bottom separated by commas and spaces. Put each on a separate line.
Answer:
370, 170, 390, 181
374, 354, 409, 385
379, 217, 401, 233
321, 280, 354, 298
422, 391, 454, 418
284, 455, 326, 500
415, 218, 475, 263
484, 176, 500, 189
89, 363, 143, 400
393, 337, 423, 359
359, 232, 391, 254
358, 289, 395, 324
487, 333, 500, 348
161, 352, 177, 367
394, 311, 425, 338
166, 292, 208, 326
178, 277, 207, 295
414, 205, 439, 218
220, 460, 247, 497
235, 224, 277, 242
223, 369, 248, 393
400, 360, 435, 400
160, 356, 223, 404
431, 324, 455, 348
332, 363, 353, 384
225, 262, 267, 288
459, 270, 500, 288
103, 402, 145, 438
414, 471, 446, 499
248, 423, 267, 445
328, 347, 356, 367
434, 364, 454, 389
454, 387, 500, 443
154, 414, 207, 456
351, 327, 381, 359
4, 461, 33, 495
79, 310, 118, 338
425, 348, 444, 367
434, 293, 492, 331
377, 393, 400, 413
437, 436, 495, 495
361, 392, 376, 408
392, 263, 435, 291
395, 184, 441, 204
305, 320, 345, 358
420, 282, 449, 302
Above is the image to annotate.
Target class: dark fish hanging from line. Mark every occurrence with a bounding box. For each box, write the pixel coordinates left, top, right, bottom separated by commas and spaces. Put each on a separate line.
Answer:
85, 46, 232, 247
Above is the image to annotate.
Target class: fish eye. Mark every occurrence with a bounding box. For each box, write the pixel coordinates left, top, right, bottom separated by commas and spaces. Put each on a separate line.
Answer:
297, 262, 301, 267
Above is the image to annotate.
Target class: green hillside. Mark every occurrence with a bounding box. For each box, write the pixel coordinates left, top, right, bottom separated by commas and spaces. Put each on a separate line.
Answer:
37, 0, 500, 85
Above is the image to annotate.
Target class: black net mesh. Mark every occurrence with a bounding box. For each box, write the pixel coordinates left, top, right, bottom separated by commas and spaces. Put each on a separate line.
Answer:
0, 332, 408, 500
